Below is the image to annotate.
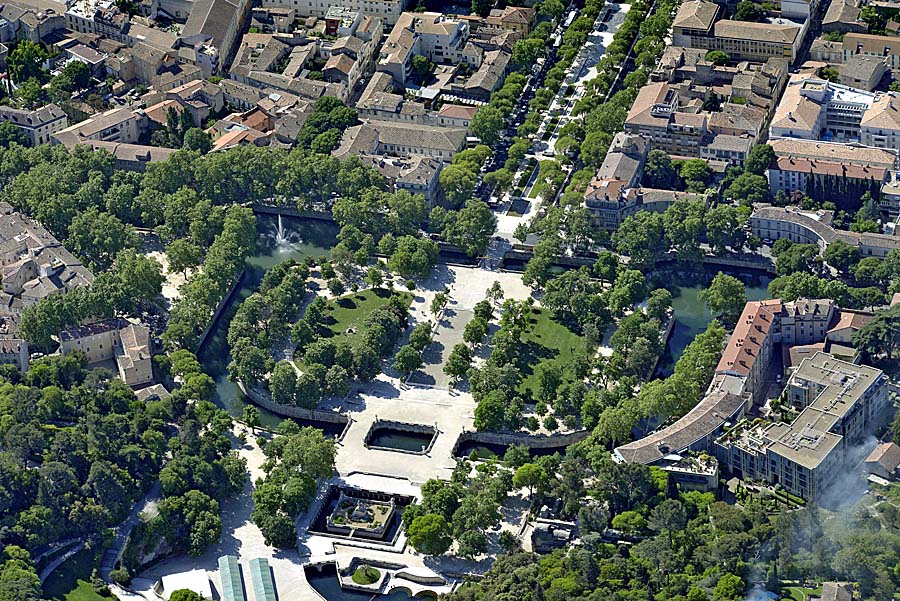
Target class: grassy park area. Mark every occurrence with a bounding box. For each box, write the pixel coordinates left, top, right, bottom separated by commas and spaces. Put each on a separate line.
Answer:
517, 307, 586, 398
42, 550, 107, 601
319, 288, 413, 345
779, 585, 822, 601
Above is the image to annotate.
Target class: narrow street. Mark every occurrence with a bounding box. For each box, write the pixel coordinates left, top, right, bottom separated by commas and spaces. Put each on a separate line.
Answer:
494, 2, 632, 240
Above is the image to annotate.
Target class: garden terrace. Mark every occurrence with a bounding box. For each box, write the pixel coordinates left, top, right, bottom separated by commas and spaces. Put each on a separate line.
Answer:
308, 486, 413, 544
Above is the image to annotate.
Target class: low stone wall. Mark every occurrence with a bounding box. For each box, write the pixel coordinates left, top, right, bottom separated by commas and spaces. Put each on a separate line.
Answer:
250, 203, 333, 222
647, 312, 676, 377
452, 428, 591, 456
195, 271, 246, 355
237, 381, 351, 438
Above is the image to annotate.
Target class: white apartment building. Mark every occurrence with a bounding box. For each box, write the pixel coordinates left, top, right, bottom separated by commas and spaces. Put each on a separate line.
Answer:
377, 12, 470, 85
260, 0, 409, 25
716, 353, 889, 501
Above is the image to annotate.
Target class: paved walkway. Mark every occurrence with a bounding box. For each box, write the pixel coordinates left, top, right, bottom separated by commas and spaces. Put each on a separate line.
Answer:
126, 264, 540, 600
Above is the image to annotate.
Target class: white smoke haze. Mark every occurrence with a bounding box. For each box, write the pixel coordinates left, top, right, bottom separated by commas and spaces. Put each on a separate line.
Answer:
744, 584, 777, 601
816, 435, 880, 512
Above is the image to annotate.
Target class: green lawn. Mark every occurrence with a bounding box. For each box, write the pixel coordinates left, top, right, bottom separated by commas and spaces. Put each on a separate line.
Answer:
42, 549, 111, 601
517, 307, 585, 398
780, 585, 821, 601
351, 565, 380, 585
318, 288, 413, 345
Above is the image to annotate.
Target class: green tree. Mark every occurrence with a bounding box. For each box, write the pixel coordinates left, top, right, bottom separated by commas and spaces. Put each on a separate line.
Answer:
471, 106, 505, 146
725, 172, 770, 205
393, 344, 423, 375
438, 165, 477, 209
8, 41, 47, 84
66, 208, 139, 270
713, 573, 744, 601
242, 406, 261, 434
431, 200, 496, 257
408, 322, 434, 351
705, 205, 742, 252
443, 343, 472, 382
698, 272, 747, 322
734, 0, 761, 20
646, 288, 672, 322
411, 55, 433, 81
643, 150, 678, 189
512, 463, 548, 501
166, 238, 203, 276
270, 361, 298, 405
169, 590, 206, 601
365, 266, 384, 289
183, 128, 213, 154
679, 159, 711, 192
704, 50, 729, 65
463, 317, 488, 346
0, 122, 27, 147
824, 239, 860, 273
62, 60, 91, 89
648, 498, 687, 547
853, 304, 900, 360
745, 144, 774, 175
407, 514, 452, 555
775, 243, 822, 276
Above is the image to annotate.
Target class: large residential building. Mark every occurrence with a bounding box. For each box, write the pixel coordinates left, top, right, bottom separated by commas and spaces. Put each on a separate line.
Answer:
716, 353, 889, 500
859, 92, 900, 150
582, 132, 709, 229
333, 120, 467, 160
843, 33, 900, 77
624, 81, 709, 157
51, 107, 146, 145
624, 78, 776, 165
715, 299, 784, 406
769, 74, 900, 149
181, 0, 252, 73
358, 154, 443, 206
59, 319, 153, 387
0, 204, 93, 317
769, 74, 874, 142
614, 390, 748, 465
377, 12, 470, 85
671, 0, 719, 47
764, 138, 895, 203
671, 1, 806, 63
751, 205, 900, 258
0, 338, 28, 373
260, 0, 409, 25
0, 104, 68, 146
615, 293, 885, 502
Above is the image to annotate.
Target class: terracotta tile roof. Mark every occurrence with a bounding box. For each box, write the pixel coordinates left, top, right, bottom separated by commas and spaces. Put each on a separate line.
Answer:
716, 300, 782, 376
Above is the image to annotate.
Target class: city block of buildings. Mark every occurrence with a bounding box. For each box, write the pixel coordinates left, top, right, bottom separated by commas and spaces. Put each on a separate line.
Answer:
614, 297, 889, 502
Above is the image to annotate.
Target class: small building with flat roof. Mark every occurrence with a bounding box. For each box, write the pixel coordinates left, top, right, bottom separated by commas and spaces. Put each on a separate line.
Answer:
249, 558, 276, 601
218, 556, 246, 601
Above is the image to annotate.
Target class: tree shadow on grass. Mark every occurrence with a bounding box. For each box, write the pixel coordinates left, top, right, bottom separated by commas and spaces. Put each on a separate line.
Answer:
513, 339, 558, 380
336, 298, 358, 309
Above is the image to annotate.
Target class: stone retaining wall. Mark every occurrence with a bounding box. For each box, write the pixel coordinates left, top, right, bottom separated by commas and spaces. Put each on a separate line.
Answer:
452, 428, 591, 456
237, 381, 351, 439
